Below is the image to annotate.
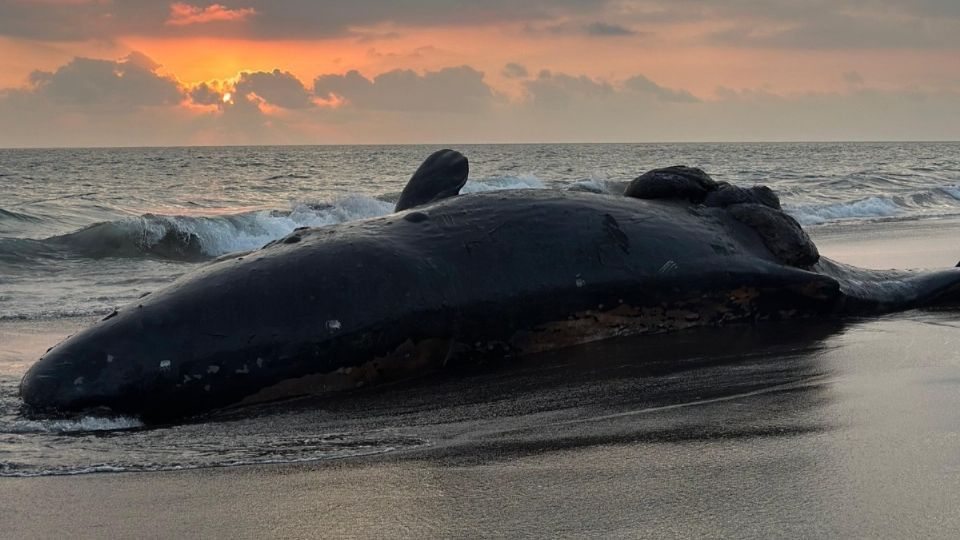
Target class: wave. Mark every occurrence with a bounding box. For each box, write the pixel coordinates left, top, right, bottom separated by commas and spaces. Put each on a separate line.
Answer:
0, 177, 566, 264
0, 306, 118, 322
0, 195, 394, 263
787, 197, 905, 226
786, 186, 960, 226
461, 174, 545, 193
2, 415, 144, 434
0, 427, 426, 477
0, 208, 42, 223
264, 173, 311, 181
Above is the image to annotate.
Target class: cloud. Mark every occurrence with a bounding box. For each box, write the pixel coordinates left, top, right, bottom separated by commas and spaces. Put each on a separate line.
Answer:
842, 70, 864, 86
25, 51, 184, 108
2, 0, 957, 51
166, 3, 257, 26
234, 69, 313, 109
502, 63, 529, 79
582, 22, 635, 37
314, 66, 494, 111
524, 70, 614, 108
623, 74, 699, 103
650, 0, 960, 49
0, 0, 618, 41
2, 53, 960, 146
523, 70, 696, 108
189, 81, 224, 105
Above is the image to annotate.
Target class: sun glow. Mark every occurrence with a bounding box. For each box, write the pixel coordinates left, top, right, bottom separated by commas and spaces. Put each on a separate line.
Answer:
222, 92, 232, 103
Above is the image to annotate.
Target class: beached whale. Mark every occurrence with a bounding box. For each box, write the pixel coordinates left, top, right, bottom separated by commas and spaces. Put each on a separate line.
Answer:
19, 151, 960, 421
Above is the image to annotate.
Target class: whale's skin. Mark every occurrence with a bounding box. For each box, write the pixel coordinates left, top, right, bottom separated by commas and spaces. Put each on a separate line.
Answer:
19, 190, 960, 421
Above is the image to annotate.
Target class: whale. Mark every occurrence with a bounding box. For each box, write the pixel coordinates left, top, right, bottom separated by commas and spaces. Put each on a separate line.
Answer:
19, 153, 960, 422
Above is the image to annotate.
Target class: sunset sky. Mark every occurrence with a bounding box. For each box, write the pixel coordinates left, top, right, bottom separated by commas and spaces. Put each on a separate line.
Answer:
1, 0, 959, 147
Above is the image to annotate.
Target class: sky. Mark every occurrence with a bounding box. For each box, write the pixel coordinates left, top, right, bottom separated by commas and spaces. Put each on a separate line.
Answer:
0, 0, 959, 147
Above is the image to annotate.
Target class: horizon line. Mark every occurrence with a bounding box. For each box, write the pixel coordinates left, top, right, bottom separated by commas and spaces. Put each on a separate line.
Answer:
2, 139, 959, 151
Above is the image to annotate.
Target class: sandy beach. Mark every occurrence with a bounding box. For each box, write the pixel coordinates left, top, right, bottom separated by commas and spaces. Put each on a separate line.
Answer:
2, 218, 959, 539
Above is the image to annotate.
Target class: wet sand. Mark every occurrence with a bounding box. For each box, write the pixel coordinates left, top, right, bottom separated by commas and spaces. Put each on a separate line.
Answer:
2, 219, 959, 539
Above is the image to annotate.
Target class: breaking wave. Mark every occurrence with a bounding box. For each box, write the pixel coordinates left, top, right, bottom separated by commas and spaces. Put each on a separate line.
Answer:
2, 415, 144, 434
786, 186, 960, 226
0, 176, 572, 264
787, 197, 905, 226
461, 174, 546, 193
0, 195, 394, 263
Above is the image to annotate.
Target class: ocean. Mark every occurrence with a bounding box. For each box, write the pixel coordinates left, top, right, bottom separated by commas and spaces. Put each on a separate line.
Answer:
1, 142, 959, 479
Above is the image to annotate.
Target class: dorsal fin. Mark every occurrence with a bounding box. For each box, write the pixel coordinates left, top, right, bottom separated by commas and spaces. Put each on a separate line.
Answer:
395, 149, 468, 212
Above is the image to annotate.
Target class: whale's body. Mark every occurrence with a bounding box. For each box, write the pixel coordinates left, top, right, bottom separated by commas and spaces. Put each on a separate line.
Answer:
19, 189, 960, 421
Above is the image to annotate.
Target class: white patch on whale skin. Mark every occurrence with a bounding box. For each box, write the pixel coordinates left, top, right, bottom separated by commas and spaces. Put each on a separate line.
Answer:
207, 365, 220, 374
658, 260, 679, 274
106, 354, 114, 363
73, 376, 84, 386
235, 365, 250, 374
159, 360, 171, 370
326, 320, 342, 331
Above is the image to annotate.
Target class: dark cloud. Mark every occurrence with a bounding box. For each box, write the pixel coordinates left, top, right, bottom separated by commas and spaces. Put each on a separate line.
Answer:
166, 2, 257, 26
708, 13, 959, 49
26, 52, 184, 108
0, 1, 171, 42
843, 71, 865, 86
623, 75, 699, 102
0, 0, 614, 41
314, 66, 493, 111
583, 22, 635, 36
2, 53, 960, 146
189, 82, 224, 105
524, 70, 614, 108
502, 63, 529, 79
650, 0, 960, 49
2, 0, 957, 50
524, 71, 697, 108
235, 69, 313, 109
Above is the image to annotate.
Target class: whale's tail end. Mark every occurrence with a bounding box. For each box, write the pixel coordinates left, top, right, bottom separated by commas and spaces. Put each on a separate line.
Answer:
815, 257, 960, 313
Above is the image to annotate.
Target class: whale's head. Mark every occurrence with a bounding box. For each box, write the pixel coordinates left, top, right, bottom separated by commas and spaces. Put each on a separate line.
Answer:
20, 312, 161, 419
18, 303, 216, 421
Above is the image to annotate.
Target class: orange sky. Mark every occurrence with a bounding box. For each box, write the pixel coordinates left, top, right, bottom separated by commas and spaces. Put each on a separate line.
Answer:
1, 1, 959, 146
4, 25, 958, 97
